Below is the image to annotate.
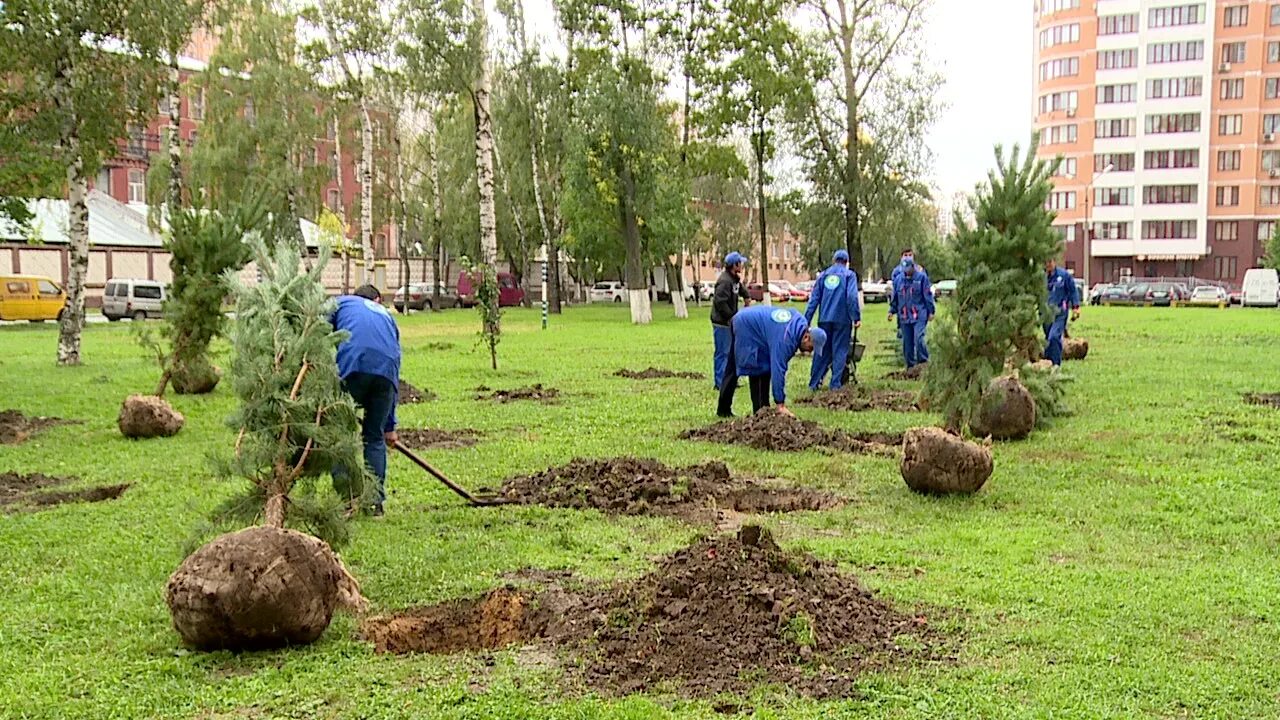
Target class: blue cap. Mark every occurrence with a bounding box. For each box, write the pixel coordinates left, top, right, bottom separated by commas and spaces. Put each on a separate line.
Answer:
833, 249, 850, 263
724, 251, 745, 268
901, 258, 916, 270
808, 326, 828, 356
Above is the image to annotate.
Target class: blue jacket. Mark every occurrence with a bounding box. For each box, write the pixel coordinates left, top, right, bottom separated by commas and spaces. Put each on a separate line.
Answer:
1047, 267, 1080, 314
731, 305, 810, 404
805, 264, 861, 325
332, 295, 401, 430
890, 269, 935, 323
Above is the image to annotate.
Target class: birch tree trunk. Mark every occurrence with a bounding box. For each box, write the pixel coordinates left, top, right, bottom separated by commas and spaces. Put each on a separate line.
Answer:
671, 256, 688, 318
394, 128, 411, 314
166, 62, 183, 216
334, 118, 351, 293
58, 144, 88, 366
618, 157, 651, 324
428, 112, 444, 310
472, 0, 498, 268
359, 100, 375, 284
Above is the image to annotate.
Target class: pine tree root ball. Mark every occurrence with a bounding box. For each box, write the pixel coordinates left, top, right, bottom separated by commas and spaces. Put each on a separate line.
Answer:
969, 376, 1037, 441
901, 427, 994, 495
166, 526, 366, 651
1064, 338, 1089, 361
118, 394, 185, 438
172, 361, 221, 395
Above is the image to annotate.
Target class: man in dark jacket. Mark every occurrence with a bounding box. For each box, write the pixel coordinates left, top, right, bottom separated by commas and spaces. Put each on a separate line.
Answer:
710, 251, 750, 390
332, 284, 401, 516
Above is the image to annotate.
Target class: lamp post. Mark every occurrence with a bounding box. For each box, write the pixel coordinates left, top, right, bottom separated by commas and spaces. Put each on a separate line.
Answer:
1084, 162, 1115, 288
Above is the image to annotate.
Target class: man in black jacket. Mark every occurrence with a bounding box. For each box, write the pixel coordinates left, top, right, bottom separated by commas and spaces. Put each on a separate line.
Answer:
711, 251, 750, 391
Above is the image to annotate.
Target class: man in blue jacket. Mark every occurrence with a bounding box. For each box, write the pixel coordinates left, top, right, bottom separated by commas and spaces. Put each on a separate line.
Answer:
805, 249, 861, 391
889, 258, 934, 369
710, 251, 750, 390
1043, 258, 1081, 366
332, 285, 401, 516
716, 305, 827, 417
890, 248, 927, 362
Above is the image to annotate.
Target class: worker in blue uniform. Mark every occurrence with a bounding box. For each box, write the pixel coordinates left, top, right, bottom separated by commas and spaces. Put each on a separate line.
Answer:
710, 251, 750, 391
1043, 258, 1081, 366
716, 305, 827, 418
890, 248, 928, 362
888, 258, 934, 369
805, 249, 861, 391
332, 284, 401, 516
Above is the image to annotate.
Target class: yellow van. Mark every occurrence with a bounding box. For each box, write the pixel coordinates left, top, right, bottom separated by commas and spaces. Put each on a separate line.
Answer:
0, 274, 67, 322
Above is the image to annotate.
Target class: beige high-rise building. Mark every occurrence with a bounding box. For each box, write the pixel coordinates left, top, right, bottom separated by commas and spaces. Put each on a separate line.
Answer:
1034, 0, 1277, 287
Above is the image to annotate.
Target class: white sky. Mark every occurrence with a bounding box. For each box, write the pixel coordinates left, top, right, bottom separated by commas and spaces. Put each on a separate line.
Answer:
513, 0, 1033, 206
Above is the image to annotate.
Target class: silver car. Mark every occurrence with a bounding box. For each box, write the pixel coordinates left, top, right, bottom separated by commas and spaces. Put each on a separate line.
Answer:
102, 278, 167, 321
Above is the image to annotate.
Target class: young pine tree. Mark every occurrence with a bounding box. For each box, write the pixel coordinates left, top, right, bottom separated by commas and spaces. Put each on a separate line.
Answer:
923, 139, 1062, 433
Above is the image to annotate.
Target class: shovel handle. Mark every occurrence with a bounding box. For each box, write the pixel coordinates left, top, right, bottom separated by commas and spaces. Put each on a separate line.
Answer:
393, 441, 510, 506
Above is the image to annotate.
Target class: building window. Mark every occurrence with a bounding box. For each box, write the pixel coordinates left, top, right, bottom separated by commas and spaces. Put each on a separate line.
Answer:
1273, 4, 1280, 25
1220, 78, 1245, 100
188, 87, 205, 121
1218, 150, 1241, 171
1096, 118, 1136, 139
1095, 153, 1135, 172
1259, 221, 1276, 241
1271, 42, 1280, 63
1219, 114, 1243, 135
1143, 185, 1198, 204
1268, 78, 1280, 99
1094, 187, 1133, 206
1052, 225, 1078, 243
1149, 41, 1205, 64
1142, 220, 1196, 239
1041, 0, 1081, 16
327, 189, 340, 210
127, 169, 145, 203
1261, 186, 1280, 205
1146, 76, 1202, 99
1264, 150, 1280, 171
1096, 85, 1135, 104
1039, 23, 1080, 49
1145, 113, 1201, 134
1224, 5, 1249, 27
1098, 48, 1138, 70
1039, 57, 1080, 81
1149, 4, 1205, 28
1145, 149, 1199, 169
158, 96, 171, 116
1054, 157, 1078, 178
1216, 186, 1240, 206
1046, 191, 1077, 210
1215, 221, 1240, 242
1265, 114, 1280, 134
1222, 42, 1246, 64
1041, 124, 1078, 145
1093, 222, 1131, 240
1098, 13, 1138, 35
1215, 257, 1238, 280
1039, 90, 1079, 113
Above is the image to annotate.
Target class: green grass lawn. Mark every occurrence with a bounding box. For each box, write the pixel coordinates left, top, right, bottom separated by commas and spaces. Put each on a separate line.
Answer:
2, 303, 1279, 719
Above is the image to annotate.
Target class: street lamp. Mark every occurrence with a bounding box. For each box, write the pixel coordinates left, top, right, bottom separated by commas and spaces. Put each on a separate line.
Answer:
1084, 162, 1115, 288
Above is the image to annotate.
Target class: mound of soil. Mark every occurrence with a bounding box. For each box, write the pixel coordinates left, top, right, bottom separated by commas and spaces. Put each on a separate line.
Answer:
421, 342, 455, 352
680, 411, 901, 456
969, 376, 1036, 441
476, 384, 560, 403
365, 526, 934, 699
1, 471, 130, 510
1063, 338, 1089, 361
1244, 393, 1280, 408
613, 367, 706, 380
398, 428, 481, 450
0, 410, 73, 445
166, 526, 365, 651
118, 394, 184, 439
398, 380, 436, 404
884, 363, 928, 381
901, 427, 993, 495
499, 457, 841, 523
799, 386, 919, 413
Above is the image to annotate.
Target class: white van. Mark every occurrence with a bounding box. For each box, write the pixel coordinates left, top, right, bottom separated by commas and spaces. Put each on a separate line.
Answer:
102, 278, 167, 321
1242, 269, 1279, 308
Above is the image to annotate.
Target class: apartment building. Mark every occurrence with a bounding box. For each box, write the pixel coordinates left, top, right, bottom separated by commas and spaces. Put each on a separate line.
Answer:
1034, 0, 1279, 287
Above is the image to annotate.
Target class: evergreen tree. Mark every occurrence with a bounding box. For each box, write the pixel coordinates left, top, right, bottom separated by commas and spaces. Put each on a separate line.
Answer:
922, 139, 1061, 433
214, 238, 370, 545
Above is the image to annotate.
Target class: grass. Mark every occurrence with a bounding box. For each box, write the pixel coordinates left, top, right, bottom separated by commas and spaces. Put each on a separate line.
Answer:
2, 302, 1280, 718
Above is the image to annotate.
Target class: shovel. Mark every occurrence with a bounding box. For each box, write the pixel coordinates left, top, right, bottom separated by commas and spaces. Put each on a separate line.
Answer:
393, 441, 513, 507
841, 324, 864, 387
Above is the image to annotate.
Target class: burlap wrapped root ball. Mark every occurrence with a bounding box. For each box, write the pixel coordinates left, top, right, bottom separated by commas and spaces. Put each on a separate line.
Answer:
166, 526, 365, 651
118, 394, 184, 438
969, 376, 1037, 441
900, 427, 994, 495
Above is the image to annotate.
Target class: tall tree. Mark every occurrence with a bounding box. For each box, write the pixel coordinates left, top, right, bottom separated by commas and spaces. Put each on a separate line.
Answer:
0, 0, 194, 365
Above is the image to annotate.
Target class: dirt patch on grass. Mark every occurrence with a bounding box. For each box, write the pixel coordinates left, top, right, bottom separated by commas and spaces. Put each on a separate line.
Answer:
613, 367, 706, 380
398, 381, 436, 404
1, 472, 130, 510
420, 342, 456, 352
799, 386, 919, 413
364, 526, 937, 699
680, 411, 902, 456
0, 410, 74, 445
1244, 393, 1280, 408
499, 457, 841, 524
883, 364, 927, 381
475, 384, 560, 403
397, 428, 482, 450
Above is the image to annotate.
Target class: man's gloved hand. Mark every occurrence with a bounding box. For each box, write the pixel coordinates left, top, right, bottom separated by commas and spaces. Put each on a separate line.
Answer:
384, 430, 399, 446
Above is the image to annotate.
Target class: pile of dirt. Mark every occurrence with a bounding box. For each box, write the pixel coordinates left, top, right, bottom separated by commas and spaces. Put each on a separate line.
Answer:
680, 411, 901, 456
499, 457, 841, 523
1244, 393, 1280, 408
799, 386, 919, 413
0, 410, 73, 445
398, 428, 482, 450
364, 526, 935, 699
420, 342, 455, 352
398, 380, 436, 404
613, 367, 706, 380
475, 384, 560, 403
1, 471, 130, 510
884, 363, 928, 381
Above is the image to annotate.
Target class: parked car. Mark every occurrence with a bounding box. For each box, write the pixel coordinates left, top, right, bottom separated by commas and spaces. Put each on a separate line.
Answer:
861, 280, 890, 303
1089, 283, 1112, 305
1187, 285, 1228, 307
777, 280, 809, 302
457, 271, 525, 307
1242, 268, 1280, 307
693, 281, 715, 301
1100, 283, 1151, 306
795, 280, 816, 293
1148, 283, 1178, 307
1229, 289, 1243, 306
933, 279, 957, 297
747, 283, 790, 303
588, 281, 627, 303
393, 283, 458, 311
0, 274, 65, 322
102, 278, 166, 320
